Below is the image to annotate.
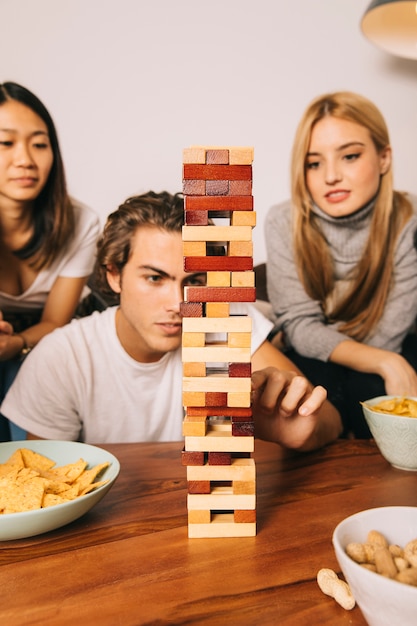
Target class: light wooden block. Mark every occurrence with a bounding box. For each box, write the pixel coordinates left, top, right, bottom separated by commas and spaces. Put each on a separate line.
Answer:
233, 480, 256, 495
182, 316, 252, 333
231, 271, 255, 287
228, 332, 252, 348
183, 147, 206, 164
187, 488, 255, 510
188, 518, 256, 538
182, 391, 205, 406
231, 211, 257, 226
206, 271, 230, 287
182, 346, 251, 363
182, 332, 205, 347
205, 302, 230, 317
227, 391, 251, 407
229, 147, 254, 165
228, 241, 253, 256
182, 419, 207, 437
187, 458, 255, 481
185, 431, 254, 453
188, 510, 211, 524
183, 362, 206, 377
183, 241, 206, 256
182, 225, 253, 242
183, 376, 251, 393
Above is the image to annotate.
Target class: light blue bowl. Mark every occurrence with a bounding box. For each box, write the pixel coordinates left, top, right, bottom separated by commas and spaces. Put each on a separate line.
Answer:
0, 440, 120, 540
362, 395, 417, 471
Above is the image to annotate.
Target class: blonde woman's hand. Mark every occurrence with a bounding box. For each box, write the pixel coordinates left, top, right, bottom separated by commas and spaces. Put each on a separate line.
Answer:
379, 352, 417, 397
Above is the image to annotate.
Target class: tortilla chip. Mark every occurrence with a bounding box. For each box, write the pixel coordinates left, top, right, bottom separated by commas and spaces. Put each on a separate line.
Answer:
74, 462, 109, 492
20, 448, 56, 472
4, 449, 25, 468
0, 475, 45, 513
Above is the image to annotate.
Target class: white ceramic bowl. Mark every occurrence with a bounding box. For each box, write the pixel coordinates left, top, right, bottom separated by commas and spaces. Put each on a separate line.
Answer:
0, 440, 120, 541
361, 395, 417, 471
333, 506, 417, 626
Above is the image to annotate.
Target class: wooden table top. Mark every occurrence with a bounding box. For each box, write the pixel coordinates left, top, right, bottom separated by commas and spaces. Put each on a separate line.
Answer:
1, 438, 416, 626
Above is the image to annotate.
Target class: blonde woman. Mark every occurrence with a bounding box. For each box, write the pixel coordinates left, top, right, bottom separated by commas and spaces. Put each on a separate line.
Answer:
265, 91, 417, 437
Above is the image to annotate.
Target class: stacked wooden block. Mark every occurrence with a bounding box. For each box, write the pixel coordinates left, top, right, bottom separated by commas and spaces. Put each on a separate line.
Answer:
181, 145, 256, 538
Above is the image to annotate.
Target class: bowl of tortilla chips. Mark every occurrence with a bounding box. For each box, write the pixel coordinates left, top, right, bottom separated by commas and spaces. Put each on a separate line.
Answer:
0, 440, 120, 540
361, 396, 417, 471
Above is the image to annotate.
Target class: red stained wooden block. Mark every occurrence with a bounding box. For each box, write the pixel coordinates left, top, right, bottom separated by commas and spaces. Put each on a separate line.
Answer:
232, 421, 255, 436
229, 363, 252, 378
184, 257, 253, 272
183, 179, 205, 195
181, 449, 205, 466
188, 480, 211, 494
185, 286, 256, 302
184, 196, 253, 211
185, 210, 208, 225
180, 302, 203, 317
206, 180, 229, 196
208, 451, 232, 465
205, 392, 228, 406
229, 180, 252, 196
234, 509, 256, 523
186, 406, 253, 417
183, 164, 252, 180
206, 149, 229, 164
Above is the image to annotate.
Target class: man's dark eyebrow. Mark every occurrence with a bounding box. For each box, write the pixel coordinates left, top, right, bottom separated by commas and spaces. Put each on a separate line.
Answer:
140, 265, 170, 278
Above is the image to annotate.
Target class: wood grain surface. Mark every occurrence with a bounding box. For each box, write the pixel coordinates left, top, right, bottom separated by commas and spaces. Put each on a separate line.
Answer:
1, 439, 416, 625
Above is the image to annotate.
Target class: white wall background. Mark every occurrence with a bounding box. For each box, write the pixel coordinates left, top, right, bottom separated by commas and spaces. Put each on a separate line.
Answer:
0, 0, 416, 264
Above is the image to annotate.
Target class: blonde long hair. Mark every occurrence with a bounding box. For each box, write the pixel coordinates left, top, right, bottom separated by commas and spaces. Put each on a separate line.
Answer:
291, 91, 412, 341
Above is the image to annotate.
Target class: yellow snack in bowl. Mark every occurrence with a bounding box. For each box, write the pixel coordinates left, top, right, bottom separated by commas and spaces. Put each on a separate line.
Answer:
366, 397, 417, 418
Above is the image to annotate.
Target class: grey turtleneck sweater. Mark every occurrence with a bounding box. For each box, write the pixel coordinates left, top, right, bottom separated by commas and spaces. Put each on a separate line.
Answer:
264, 194, 417, 361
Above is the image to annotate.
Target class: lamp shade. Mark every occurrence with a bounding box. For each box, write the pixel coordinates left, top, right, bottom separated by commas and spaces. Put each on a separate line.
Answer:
361, 0, 417, 59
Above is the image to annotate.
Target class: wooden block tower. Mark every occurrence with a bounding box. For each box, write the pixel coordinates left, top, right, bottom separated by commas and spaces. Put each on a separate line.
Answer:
181, 146, 256, 538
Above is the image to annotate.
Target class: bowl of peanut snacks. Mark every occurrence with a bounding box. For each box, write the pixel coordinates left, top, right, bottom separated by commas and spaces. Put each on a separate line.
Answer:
361, 395, 417, 471
332, 506, 417, 626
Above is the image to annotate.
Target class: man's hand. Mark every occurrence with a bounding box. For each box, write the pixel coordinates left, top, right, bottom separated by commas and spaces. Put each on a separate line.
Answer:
251, 367, 338, 451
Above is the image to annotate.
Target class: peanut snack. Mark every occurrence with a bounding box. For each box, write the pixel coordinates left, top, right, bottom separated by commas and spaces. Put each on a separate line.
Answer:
346, 530, 417, 588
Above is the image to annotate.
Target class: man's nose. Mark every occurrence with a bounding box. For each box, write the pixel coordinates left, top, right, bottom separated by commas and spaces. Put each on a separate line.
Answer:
166, 281, 183, 312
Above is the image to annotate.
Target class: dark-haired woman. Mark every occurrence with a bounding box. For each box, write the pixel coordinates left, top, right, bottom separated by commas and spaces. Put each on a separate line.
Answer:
0, 82, 99, 440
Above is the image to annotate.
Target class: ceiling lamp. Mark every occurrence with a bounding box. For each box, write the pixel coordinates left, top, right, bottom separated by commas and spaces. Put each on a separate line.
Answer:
361, 0, 417, 59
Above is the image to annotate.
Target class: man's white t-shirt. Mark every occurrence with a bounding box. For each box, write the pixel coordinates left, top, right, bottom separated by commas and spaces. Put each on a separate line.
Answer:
1, 305, 272, 443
